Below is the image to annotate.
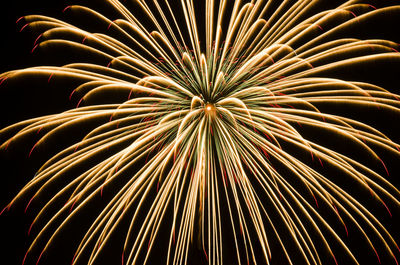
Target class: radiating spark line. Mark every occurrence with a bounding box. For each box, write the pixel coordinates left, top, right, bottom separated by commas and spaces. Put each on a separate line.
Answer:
1, 1, 400, 265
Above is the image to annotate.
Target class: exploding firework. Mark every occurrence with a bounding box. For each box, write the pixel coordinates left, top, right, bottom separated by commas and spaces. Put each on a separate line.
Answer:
1, 0, 400, 264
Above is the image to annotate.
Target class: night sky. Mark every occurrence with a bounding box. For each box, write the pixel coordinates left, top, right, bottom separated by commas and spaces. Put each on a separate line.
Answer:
1, 1, 400, 265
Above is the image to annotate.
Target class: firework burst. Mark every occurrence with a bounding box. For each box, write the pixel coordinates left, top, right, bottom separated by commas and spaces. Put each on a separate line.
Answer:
1, 0, 400, 264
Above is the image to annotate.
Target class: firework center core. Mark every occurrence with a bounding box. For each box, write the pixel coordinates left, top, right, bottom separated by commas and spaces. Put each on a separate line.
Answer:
205, 103, 216, 115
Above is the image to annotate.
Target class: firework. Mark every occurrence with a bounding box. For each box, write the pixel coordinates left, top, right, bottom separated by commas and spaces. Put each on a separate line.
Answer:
1, 0, 400, 264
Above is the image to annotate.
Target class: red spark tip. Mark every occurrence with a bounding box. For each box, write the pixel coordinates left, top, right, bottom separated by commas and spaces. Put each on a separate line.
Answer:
24, 196, 35, 213
318, 157, 323, 167
22, 250, 29, 265
108, 21, 116, 30
3, 140, 10, 150
97, 240, 102, 251
349, 11, 357, 18
379, 159, 389, 176
0, 204, 11, 216
393, 254, 399, 265
71, 252, 77, 265
381, 199, 392, 217
310, 151, 314, 163
69, 199, 78, 213
48, 73, 54, 83
372, 246, 381, 264
312, 194, 319, 208
16, 16, 25, 24
0, 76, 8, 86
28, 221, 34, 236
203, 248, 208, 261
128, 89, 134, 100
33, 34, 43, 46
31, 44, 39, 53
63, 6, 71, 13
29, 143, 38, 157
76, 98, 84, 108
331, 252, 338, 265
69, 89, 76, 100
36, 250, 44, 265
74, 143, 81, 152
20, 23, 30, 32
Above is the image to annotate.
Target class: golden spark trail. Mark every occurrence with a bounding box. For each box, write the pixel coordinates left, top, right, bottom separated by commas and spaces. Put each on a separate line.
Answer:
1, 1, 400, 265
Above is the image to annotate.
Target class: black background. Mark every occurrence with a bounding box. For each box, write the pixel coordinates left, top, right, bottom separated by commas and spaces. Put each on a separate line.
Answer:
1, 1, 400, 265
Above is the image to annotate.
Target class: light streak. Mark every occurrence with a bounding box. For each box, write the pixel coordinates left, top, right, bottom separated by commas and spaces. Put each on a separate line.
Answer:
1, 1, 400, 265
